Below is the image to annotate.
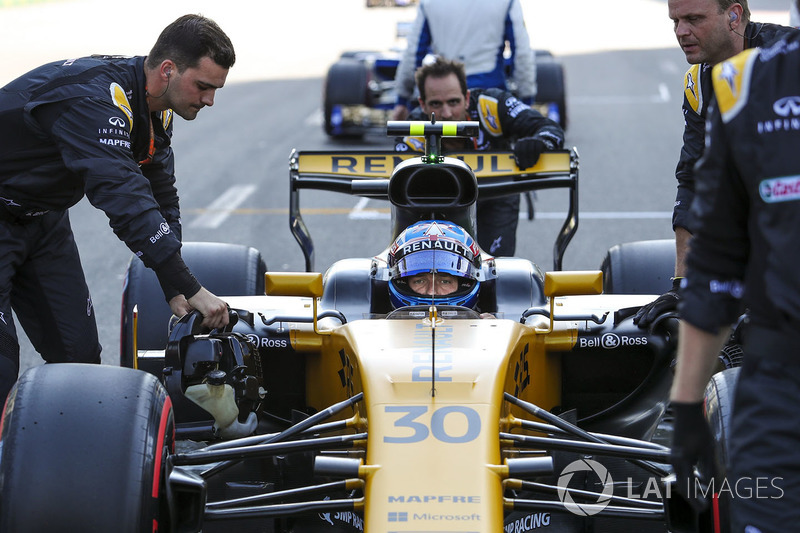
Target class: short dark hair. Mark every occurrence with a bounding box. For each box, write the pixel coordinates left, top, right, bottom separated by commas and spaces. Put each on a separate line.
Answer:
716, 0, 750, 21
146, 14, 235, 72
415, 57, 468, 102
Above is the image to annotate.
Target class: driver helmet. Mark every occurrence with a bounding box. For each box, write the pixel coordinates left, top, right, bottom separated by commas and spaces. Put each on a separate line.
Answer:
387, 220, 482, 308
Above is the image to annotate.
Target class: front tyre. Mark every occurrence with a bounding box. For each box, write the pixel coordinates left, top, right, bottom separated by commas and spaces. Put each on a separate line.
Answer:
0, 364, 174, 532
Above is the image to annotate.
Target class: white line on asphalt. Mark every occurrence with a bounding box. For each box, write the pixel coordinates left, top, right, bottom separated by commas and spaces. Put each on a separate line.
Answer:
347, 209, 672, 221
306, 109, 323, 126
571, 83, 671, 105
190, 185, 257, 228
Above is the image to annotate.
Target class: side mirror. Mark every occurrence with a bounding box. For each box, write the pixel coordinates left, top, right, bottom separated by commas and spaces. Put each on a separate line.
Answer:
543, 270, 603, 297
265, 272, 324, 298
537, 271, 603, 333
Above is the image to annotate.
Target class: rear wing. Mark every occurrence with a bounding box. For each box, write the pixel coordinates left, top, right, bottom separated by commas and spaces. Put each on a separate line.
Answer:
289, 148, 579, 272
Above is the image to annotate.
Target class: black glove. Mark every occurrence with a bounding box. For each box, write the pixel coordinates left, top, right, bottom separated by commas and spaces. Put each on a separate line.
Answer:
669, 401, 714, 512
513, 137, 547, 170
633, 277, 682, 328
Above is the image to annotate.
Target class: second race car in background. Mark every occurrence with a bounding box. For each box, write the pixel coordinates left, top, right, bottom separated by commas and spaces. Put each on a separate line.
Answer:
323, 48, 568, 138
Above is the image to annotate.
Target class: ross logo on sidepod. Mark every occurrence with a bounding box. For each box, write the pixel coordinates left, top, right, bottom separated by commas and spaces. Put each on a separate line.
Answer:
556, 459, 614, 516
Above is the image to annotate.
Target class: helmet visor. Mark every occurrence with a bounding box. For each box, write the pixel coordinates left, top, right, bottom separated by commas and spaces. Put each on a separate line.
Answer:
391, 250, 477, 280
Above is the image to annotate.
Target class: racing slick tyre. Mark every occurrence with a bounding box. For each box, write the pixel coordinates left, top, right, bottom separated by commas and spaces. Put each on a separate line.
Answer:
600, 239, 675, 295
323, 58, 370, 138
533, 53, 568, 130
120, 241, 267, 368
0, 363, 174, 532
702, 366, 740, 533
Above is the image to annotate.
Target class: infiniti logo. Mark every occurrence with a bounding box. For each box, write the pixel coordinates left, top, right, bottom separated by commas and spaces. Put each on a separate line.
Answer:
773, 96, 800, 117
108, 116, 126, 127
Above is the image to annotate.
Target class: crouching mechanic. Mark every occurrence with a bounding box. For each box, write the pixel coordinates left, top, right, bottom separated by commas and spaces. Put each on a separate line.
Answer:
395, 58, 564, 257
387, 219, 495, 319
0, 14, 233, 400
670, 35, 800, 530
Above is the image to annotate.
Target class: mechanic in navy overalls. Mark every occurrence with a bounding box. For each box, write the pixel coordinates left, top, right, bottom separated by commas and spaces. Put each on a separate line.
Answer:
0, 15, 233, 401
395, 57, 563, 257
670, 34, 800, 531
634, 0, 796, 327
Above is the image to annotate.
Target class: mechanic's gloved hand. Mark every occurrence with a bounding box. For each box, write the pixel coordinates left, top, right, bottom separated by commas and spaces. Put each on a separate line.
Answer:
633, 277, 683, 328
669, 401, 713, 512
513, 137, 548, 170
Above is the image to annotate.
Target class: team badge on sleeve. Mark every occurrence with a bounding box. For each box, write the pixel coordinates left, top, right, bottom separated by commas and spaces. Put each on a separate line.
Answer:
160, 109, 173, 130
477, 94, 503, 137
712, 48, 759, 123
109, 82, 133, 132
683, 64, 702, 115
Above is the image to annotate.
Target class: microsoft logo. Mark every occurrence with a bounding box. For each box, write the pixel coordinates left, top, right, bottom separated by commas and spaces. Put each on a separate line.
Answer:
388, 511, 408, 522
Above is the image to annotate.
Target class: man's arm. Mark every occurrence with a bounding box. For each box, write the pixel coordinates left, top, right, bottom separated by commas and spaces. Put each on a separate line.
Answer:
45, 97, 229, 327
634, 71, 707, 327
505, 0, 536, 103
674, 226, 691, 278
391, 3, 431, 120
671, 321, 728, 402
492, 90, 563, 169
673, 65, 709, 234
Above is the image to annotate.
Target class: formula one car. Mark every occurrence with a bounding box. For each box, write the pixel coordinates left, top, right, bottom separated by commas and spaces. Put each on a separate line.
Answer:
324, 49, 568, 138
1, 122, 733, 533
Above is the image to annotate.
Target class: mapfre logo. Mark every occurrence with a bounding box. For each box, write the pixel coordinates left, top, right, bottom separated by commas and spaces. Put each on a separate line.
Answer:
773, 96, 800, 117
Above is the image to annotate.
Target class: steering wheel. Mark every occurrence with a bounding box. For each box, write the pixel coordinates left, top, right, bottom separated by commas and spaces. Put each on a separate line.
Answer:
169, 308, 239, 340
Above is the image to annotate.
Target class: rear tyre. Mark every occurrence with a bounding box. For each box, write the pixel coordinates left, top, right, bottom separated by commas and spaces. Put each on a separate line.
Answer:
323, 59, 370, 137
0, 364, 174, 532
702, 367, 740, 533
534, 54, 568, 130
120, 242, 267, 368
600, 239, 675, 295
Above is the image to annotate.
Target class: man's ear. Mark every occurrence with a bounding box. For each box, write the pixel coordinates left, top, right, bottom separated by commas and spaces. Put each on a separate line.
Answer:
465, 89, 471, 108
728, 4, 743, 28
161, 60, 176, 81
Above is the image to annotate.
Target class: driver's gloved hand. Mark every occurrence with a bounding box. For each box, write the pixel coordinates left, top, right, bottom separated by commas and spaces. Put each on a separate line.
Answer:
669, 401, 713, 512
633, 276, 682, 328
513, 137, 548, 170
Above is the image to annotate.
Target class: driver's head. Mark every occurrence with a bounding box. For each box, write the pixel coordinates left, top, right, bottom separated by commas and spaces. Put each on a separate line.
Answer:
415, 58, 470, 121
406, 272, 460, 297
387, 220, 481, 308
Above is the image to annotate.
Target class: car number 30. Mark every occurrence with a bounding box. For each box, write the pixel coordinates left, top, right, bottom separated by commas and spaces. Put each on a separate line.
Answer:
383, 405, 481, 444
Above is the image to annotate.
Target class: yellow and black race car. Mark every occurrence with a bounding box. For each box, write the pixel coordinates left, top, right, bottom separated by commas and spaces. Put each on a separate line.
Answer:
0, 122, 736, 533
